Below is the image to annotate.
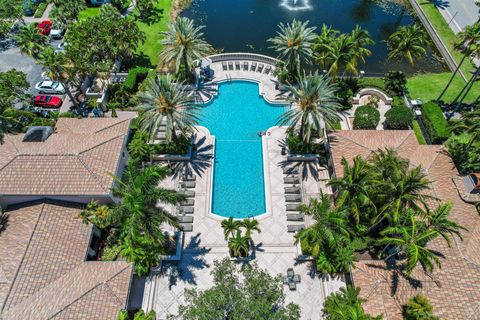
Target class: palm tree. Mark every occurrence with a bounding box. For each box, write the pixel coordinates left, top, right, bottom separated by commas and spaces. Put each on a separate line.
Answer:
241, 218, 261, 238
110, 164, 185, 274
349, 25, 374, 66
136, 74, 200, 143
313, 24, 339, 68
328, 156, 374, 223
228, 230, 250, 257
449, 110, 480, 153
295, 194, 350, 257
221, 217, 241, 240
425, 203, 466, 246
159, 17, 213, 80
321, 35, 358, 76
36, 46, 78, 107
268, 19, 317, 78
277, 74, 342, 143
387, 24, 428, 67
0, 107, 33, 142
437, 22, 480, 101
16, 24, 48, 58
377, 211, 443, 275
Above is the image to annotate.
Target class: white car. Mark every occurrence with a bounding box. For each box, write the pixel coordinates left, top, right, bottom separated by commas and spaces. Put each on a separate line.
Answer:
50, 28, 65, 40
35, 81, 66, 94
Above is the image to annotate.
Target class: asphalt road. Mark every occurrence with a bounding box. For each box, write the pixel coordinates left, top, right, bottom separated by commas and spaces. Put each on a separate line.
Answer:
438, 0, 479, 32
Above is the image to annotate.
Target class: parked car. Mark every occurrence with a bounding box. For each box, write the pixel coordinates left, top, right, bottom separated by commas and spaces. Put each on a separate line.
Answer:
35, 81, 66, 94
33, 95, 63, 108
37, 20, 51, 36
50, 27, 65, 40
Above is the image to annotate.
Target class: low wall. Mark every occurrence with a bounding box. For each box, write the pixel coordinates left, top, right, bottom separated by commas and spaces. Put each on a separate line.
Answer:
207, 53, 279, 66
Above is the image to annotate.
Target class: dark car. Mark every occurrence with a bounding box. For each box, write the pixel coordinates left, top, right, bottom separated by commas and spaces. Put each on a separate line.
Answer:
33, 95, 63, 108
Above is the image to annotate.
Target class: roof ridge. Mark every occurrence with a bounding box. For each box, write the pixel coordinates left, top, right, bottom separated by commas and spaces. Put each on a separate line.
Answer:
331, 132, 373, 151
93, 118, 131, 134
393, 130, 415, 151
0, 154, 19, 173
48, 263, 132, 319
1, 201, 46, 313
78, 133, 124, 155
75, 156, 111, 194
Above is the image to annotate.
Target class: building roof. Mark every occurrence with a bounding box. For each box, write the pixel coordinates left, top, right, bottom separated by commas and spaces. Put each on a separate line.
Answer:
0, 117, 132, 197
329, 130, 480, 319
0, 200, 132, 320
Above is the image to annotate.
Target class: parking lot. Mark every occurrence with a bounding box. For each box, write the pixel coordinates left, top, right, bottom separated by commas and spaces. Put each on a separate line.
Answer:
0, 38, 73, 113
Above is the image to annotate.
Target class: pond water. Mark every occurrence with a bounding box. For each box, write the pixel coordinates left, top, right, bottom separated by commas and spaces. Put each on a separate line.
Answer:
182, 0, 446, 74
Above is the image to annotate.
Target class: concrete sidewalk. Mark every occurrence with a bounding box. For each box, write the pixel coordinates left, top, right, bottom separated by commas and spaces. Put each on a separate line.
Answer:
436, 0, 478, 33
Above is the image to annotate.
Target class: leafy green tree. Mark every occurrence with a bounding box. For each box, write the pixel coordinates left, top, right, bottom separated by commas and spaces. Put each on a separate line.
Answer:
0, 69, 32, 141
384, 70, 407, 96
109, 164, 185, 275
16, 24, 48, 59
136, 0, 155, 18
0, 20, 12, 40
402, 294, 439, 320
127, 131, 154, 161
445, 133, 480, 174
79, 201, 112, 229
159, 17, 213, 81
173, 258, 301, 320
136, 74, 200, 142
241, 218, 261, 238
268, 19, 317, 78
387, 25, 428, 66
50, 0, 86, 26
221, 216, 241, 239
277, 74, 342, 143
0, 0, 24, 23
328, 156, 374, 224
323, 286, 382, 320
65, 4, 145, 76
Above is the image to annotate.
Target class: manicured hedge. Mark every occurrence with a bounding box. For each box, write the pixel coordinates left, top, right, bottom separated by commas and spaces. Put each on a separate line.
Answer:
34, 3, 47, 18
385, 105, 414, 129
123, 67, 150, 92
353, 105, 380, 129
421, 101, 448, 144
359, 77, 386, 91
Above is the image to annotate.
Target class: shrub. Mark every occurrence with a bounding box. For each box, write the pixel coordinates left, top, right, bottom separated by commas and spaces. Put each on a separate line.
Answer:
402, 295, 439, 320
58, 111, 79, 118
385, 105, 414, 129
353, 105, 380, 129
123, 67, 150, 92
421, 102, 448, 144
445, 133, 480, 174
155, 135, 190, 155
101, 244, 121, 261
336, 78, 359, 110
392, 95, 406, 108
286, 132, 323, 154
323, 286, 381, 319
385, 70, 407, 96
34, 3, 47, 18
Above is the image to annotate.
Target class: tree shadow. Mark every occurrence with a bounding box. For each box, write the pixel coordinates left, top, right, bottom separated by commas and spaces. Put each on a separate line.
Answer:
429, 0, 450, 9
170, 133, 214, 179
133, 52, 154, 68
137, 7, 164, 25
163, 233, 211, 288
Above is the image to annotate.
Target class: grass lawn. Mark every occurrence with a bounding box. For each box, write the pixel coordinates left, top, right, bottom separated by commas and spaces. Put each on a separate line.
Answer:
407, 72, 479, 103
135, 0, 173, 67
78, 7, 101, 20
416, 0, 476, 77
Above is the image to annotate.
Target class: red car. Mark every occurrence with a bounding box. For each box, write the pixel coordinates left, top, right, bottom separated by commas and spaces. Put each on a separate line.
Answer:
37, 20, 51, 35
33, 95, 62, 108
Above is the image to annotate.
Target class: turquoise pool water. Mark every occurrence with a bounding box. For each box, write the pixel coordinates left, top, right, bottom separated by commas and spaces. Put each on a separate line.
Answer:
200, 81, 286, 218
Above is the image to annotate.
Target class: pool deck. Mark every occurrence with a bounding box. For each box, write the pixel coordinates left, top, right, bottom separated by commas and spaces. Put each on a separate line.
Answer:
145, 121, 344, 319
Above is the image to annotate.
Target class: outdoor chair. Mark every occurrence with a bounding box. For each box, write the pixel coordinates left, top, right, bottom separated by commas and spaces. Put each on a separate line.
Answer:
222, 61, 227, 71
285, 195, 301, 202
228, 61, 234, 70
250, 62, 257, 71
287, 268, 294, 277
178, 215, 194, 223
264, 65, 272, 75
284, 176, 300, 184
287, 224, 305, 233
257, 63, 264, 73
286, 204, 301, 211
180, 181, 196, 188
293, 274, 301, 283
235, 61, 241, 70
243, 61, 249, 71
180, 190, 195, 197
283, 167, 299, 175
178, 207, 194, 214
184, 173, 196, 181
288, 282, 296, 290
182, 199, 195, 206
287, 214, 304, 222
180, 223, 193, 232
284, 186, 301, 194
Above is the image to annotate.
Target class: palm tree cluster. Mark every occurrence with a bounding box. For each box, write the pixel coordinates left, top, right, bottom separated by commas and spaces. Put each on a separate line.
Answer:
386, 24, 428, 67
221, 217, 261, 258
323, 285, 382, 320
80, 163, 185, 275
136, 74, 200, 143
314, 24, 374, 77
300, 149, 465, 275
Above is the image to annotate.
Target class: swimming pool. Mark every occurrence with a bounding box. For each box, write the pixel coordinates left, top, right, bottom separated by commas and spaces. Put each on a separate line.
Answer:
200, 81, 286, 218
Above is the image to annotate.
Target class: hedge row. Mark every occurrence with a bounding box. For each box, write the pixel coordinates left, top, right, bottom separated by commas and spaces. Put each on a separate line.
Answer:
34, 3, 47, 18
123, 67, 150, 92
421, 102, 449, 144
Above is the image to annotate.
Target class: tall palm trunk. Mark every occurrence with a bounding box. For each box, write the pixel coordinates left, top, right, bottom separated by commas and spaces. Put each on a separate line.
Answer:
448, 68, 480, 119
437, 52, 468, 101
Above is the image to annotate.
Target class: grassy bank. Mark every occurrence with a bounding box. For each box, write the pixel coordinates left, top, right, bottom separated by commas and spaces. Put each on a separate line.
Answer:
135, 0, 173, 66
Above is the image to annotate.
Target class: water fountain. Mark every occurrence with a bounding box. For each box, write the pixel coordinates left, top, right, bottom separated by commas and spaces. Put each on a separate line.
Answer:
280, 0, 312, 11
